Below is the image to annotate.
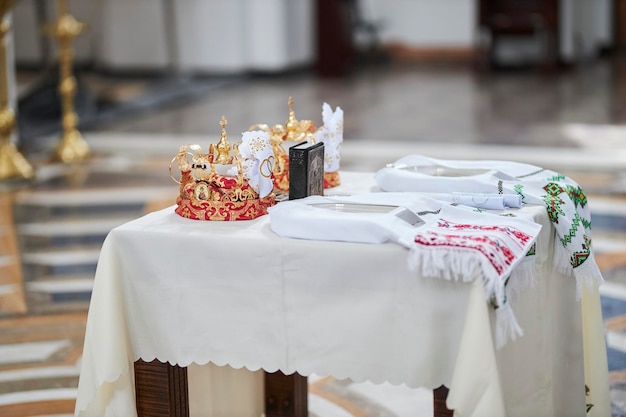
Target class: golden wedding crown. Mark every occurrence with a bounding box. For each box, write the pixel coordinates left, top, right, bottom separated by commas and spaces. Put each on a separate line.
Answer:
170, 116, 276, 221
249, 97, 343, 192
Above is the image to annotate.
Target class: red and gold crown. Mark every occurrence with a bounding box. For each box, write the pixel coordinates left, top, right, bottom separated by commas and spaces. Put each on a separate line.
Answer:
249, 97, 343, 192
170, 116, 276, 221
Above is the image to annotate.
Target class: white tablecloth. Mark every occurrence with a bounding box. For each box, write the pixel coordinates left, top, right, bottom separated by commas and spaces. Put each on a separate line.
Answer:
74, 171, 609, 417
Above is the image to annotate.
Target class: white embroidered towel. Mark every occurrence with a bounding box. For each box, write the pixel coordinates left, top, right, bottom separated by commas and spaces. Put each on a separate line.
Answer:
375, 154, 603, 295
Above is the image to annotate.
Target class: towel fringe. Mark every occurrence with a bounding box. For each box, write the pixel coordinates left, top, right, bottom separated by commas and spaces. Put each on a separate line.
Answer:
407, 245, 498, 296
552, 242, 603, 299
506, 257, 536, 303
553, 241, 574, 276
408, 244, 534, 348
495, 303, 523, 349
573, 254, 604, 300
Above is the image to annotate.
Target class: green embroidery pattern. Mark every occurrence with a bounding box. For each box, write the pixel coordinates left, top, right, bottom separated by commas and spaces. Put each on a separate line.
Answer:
543, 194, 565, 224
571, 235, 592, 268
560, 212, 582, 246
547, 173, 566, 182
544, 182, 565, 197
540, 180, 592, 269
566, 184, 588, 209
504, 170, 595, 272
514, 184, 525, 203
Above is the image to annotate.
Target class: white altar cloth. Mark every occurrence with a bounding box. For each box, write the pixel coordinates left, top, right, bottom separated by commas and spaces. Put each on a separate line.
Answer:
74, 171, 608, 417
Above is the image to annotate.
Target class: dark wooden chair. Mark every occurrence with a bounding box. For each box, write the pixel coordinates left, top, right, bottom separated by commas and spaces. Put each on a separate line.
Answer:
476, 0, 559, 72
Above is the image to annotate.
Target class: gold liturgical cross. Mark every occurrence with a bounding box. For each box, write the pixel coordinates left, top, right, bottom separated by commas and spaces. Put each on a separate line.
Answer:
215, 116, 232, 165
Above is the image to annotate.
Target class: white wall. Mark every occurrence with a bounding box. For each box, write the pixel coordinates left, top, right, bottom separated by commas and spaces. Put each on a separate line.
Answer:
98, 0, 170, 71
559, 0, 612, 62
367, 0, 611, 63
12, 0, 613, 72
12, 1, 40, 64
173, 0, 314, 73
245, 0, 314, 71
370, 0, 476, 47
174, 0, 247, 73
571, 0, 612, 59
15, 0, 477, 70
13, 0, 100, 66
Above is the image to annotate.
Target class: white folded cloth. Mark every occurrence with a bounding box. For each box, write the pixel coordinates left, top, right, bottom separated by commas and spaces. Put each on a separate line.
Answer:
268, 193, 440, 244
451, 192, 522, 209
375, 155, 519, 194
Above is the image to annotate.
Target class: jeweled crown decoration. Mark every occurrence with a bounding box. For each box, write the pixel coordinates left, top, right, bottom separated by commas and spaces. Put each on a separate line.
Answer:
170, 116, 276, 221
249, 97, 343, 191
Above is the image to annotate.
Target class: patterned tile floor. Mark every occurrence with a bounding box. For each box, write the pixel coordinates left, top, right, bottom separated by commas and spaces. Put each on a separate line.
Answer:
3, 55, 626, 416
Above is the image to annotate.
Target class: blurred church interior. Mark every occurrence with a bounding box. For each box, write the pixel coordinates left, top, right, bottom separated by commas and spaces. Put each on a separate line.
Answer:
3, 0, 626, 416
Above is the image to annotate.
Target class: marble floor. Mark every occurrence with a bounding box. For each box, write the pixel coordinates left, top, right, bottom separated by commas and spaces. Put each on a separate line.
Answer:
3, 54, 626, 416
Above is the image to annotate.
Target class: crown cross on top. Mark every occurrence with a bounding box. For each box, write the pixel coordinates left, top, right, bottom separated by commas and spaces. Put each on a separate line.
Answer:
214, 116, 233, 164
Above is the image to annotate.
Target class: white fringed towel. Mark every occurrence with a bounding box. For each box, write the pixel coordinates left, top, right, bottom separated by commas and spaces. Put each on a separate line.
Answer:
397, 205, 541, 348
269, 193, 542, 347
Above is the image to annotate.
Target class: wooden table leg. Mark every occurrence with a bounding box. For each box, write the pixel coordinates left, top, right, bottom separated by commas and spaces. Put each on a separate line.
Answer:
264, 371, 308, 417
133, 361, 449, 417
433, 385, 454, 417
134, 359, 189, 417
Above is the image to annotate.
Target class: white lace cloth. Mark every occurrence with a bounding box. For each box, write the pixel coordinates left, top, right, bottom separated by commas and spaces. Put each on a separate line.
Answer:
314, 103, 343, 172
239, 130, 274, 197
74, 172, 608, 417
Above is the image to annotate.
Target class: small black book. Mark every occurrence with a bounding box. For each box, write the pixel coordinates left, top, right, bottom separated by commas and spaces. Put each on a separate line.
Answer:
289, 141, 325, 200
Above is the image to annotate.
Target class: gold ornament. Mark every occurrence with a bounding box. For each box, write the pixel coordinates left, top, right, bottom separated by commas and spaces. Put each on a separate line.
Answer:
0, 0, 34, 182
44, 0, 90, 163
170, 117, 275, 221
249, 97, 323, 192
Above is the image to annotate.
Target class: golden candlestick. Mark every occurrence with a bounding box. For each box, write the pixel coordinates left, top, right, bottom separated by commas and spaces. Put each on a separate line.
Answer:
44, 0, 89, 163
0, 0, 34, 181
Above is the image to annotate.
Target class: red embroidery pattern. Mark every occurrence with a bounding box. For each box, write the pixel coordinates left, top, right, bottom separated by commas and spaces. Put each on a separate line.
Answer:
437, 219, 535, 246
414, 218, 534, 275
